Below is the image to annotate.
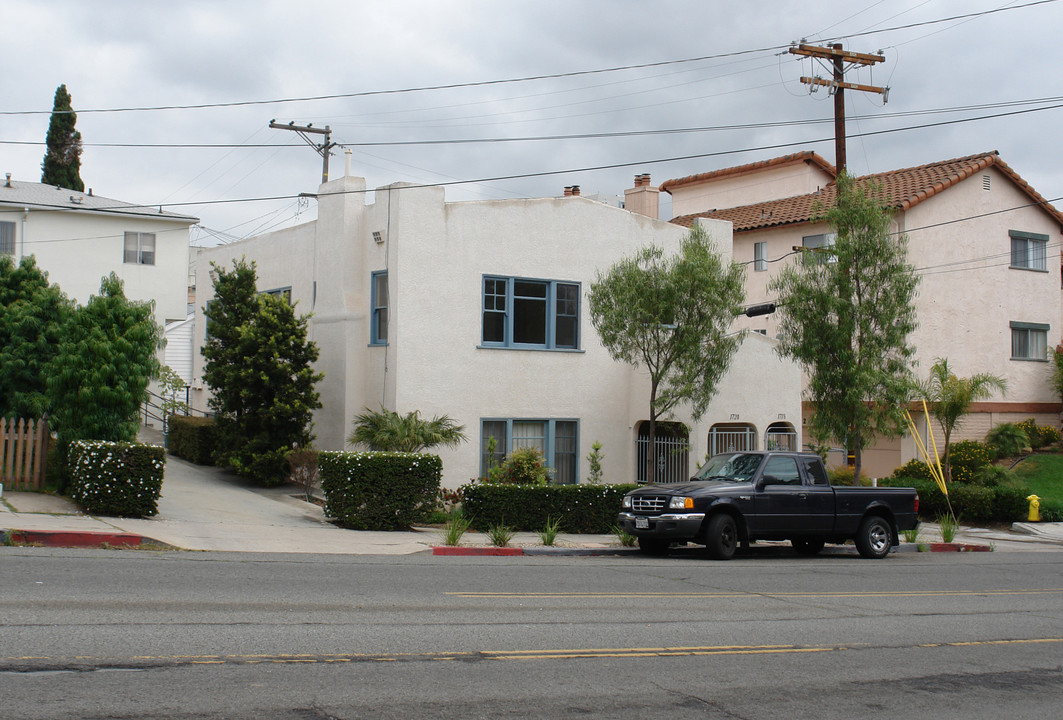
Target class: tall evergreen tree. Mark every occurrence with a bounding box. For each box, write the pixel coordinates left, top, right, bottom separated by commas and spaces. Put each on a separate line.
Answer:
41, 84, 85, 192
202, 259, 323, 486
769, 173, 919, 482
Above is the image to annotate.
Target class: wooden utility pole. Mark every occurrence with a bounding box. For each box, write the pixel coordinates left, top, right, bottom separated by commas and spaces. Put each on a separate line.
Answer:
269, 120, 336, 184
789, 43, 887, 174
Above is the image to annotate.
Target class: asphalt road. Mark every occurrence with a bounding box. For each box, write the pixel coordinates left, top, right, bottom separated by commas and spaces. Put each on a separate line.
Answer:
3, 547, 1063, 719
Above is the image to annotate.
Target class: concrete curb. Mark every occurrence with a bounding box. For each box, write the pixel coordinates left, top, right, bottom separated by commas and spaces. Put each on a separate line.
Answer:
2, 529, 160, 549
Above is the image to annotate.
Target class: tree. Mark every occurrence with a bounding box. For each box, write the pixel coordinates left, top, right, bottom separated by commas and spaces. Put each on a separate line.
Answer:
917, 357, 1006, 482
0, 256, 73, 418
769, 172, 919, 482
202, 259, 323, 486
589, 223, 746, 483
45, 273, 162, 472
348, 407, 468, 453
41, 84, 84, 192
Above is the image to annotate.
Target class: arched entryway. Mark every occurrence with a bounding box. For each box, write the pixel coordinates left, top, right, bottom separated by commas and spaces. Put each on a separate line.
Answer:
707, 423, 758, 456
635, 421, 690, 484
765, 421, 798, 451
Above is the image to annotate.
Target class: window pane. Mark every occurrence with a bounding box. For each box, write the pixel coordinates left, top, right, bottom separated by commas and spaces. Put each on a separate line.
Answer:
139, 233, 156, 265
0, 221, 14, 255
483, 278, 507, 343
124, 232, 139, 264
1011, 237, 1026, 267
754, 241, 767, 271
1012, 328, 1028, 358
554, 421, 577, 485
483, 312, 504, 343
481, 421, 507, 477
512, 421, 546, 452
1032, 240, 1047, 270
1030, 329, 1047, 359
555, 283, 579, 349
513, 295, 547, 344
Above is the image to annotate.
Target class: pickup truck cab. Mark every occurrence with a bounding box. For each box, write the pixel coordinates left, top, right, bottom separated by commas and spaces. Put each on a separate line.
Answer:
617, 451, 919, 560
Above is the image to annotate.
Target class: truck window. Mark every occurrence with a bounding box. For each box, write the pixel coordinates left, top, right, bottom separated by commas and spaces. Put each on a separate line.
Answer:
761, 456, 801, 486
801, 457, 829, 486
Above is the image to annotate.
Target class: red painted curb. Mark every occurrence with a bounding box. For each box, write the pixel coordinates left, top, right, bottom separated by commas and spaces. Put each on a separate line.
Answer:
928, 542, 991, 552
432, 546, 525, 556
9, 530, 146, 548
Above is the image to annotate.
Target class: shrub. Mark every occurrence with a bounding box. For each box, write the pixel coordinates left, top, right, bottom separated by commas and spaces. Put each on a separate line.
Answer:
948, 440, 991, 482
1017, 418, 1045, 450
319, 451, 441, 531
486, 446, 551, 486
287, 447, 319, 502
461, 483, 638, 533
69, 440, 165, 517
1040, 499, 1063, 522
879, 476, 1029, 523
828, 466, 856, 486
167, 415, 218, 465
985, 422, 1030, 459
970, 464, 1017, 487
1036, 424, 1061, 448
891, 459, 936, 482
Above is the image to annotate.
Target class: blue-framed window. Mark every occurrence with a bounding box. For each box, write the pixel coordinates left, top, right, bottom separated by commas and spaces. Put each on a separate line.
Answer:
480, 418, 578, 484
481, 276, 579, 349
371, 271, 388, 345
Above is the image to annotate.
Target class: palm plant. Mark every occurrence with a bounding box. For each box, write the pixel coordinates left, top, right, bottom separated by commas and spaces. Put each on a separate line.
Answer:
348, 406, 468, 452
917, 358, 1006, 482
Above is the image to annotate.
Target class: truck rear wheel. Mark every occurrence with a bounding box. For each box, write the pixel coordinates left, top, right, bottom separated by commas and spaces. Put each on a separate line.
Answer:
792, 537, 825, 556
704, 514, 737, 561
855, 516, 892, 559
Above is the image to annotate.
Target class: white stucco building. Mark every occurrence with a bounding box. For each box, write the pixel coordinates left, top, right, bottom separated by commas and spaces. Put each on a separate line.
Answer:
191, 167, 802, 488
0, 175, 197, 325
655, 151, 1063, 477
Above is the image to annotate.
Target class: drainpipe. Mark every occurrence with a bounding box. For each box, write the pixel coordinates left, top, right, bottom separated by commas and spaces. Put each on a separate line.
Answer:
21, 209, 28, 260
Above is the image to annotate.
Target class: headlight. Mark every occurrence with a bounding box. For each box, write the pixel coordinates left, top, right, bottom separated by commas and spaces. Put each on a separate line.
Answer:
622, 496, 632, 508
669, 496, 694, 510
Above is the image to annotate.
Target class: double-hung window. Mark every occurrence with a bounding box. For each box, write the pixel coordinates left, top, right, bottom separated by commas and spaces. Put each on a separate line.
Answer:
482, 276, 579, 349
1011, 321, 1048, 361
370, 271, 388, 345
481, 418, 578, 484
754, 241, 767, 271
801, 233, 836, 265
1009, 230, 1048, 271
0, 221, 15, 255
124, 231, 155, 265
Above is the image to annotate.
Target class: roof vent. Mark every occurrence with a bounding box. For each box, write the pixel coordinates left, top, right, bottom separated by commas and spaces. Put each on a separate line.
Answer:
69, 195, 83, 204
372, 231, 384, 244
4, 173, 11, 188
982, 175, 991, 191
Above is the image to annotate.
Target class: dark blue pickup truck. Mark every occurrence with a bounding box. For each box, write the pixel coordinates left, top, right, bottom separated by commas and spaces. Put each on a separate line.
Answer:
617, 451, 919, 560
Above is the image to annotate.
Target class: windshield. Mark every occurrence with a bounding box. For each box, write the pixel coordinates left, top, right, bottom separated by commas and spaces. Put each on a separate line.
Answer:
692, 453, 764, 482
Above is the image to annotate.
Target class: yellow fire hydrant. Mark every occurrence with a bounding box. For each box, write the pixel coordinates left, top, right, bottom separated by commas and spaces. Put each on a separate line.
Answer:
1027, 495, 1041, 522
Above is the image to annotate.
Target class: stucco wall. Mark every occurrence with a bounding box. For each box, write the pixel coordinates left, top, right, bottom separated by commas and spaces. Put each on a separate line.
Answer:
669, 163, 834, 218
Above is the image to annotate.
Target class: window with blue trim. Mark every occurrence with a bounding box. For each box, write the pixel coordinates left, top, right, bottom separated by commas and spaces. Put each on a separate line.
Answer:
481, 418, 578, 484
481, 276, 579, 349
371, 271, 388, 345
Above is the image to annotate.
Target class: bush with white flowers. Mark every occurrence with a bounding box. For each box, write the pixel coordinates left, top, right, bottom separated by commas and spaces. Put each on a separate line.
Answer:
319, 451, 441, 531
69, 440, 165, 517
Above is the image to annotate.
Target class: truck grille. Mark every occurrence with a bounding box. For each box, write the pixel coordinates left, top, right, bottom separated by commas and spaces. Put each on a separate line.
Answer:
631, 495, 668, 513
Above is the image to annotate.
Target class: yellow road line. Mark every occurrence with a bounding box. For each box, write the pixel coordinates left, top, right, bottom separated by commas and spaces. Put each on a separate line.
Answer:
448, 589, 1063, 599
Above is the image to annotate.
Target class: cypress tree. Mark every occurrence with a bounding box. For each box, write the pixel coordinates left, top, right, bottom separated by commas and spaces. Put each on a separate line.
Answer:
41, 84, 85, 192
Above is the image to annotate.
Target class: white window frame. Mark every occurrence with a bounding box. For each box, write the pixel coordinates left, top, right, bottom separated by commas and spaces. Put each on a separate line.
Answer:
0, 221, 15, 255
123, 231, 156, 265
754, 241, 767, 271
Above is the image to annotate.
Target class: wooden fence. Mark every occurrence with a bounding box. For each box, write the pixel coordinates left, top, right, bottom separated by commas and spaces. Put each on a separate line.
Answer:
1, 417, 50, 491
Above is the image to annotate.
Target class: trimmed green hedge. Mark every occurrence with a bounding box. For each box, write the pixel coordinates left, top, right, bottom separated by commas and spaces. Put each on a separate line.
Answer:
881, 476, 1030, 523
69, 440, 165, 517
167, 415, 218, 465
320, 451, 441, 531
461, 483, 639, 533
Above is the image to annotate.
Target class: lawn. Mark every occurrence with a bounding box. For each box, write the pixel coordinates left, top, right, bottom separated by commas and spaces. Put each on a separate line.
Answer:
1010, 454, 1063, 507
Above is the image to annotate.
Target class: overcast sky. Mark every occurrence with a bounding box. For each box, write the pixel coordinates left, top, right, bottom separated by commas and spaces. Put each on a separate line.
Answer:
5, 0, 1063, 245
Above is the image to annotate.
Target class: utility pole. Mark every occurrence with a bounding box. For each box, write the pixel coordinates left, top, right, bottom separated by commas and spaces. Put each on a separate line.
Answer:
789, 43, 887, 174
269, 120, 336, 184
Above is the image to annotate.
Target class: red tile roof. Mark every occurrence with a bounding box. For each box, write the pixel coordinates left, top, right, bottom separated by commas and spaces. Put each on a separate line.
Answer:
671, 151, 1063, 233
659, 151, 836, 195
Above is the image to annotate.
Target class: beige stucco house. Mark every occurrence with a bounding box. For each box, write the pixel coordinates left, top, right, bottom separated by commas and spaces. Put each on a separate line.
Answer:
645, 150, 1063, 478
190, 165, 803, 488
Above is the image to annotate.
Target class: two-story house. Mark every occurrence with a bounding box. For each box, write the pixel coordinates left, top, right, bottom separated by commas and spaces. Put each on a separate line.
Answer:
651, 151, 1063, 477
190, 161, 803, 488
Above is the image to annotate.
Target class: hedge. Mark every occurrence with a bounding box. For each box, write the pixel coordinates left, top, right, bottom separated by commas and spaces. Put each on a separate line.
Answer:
461, 483, 639, 533
319, 451, 441, 531
881, 476, 1030, 523
167, 415, 218, 465
69, 440, 165, 517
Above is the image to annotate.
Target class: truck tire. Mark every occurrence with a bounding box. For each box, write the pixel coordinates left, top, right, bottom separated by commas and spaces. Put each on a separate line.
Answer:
792, 537, 825, 556
638, 537, 670, 556
855, 516, 892, 559
704, 514, 738, 561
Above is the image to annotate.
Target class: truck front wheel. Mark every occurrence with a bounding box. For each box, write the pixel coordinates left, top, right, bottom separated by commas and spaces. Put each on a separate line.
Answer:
855, 516, 892, 559
704, 514, 738, 561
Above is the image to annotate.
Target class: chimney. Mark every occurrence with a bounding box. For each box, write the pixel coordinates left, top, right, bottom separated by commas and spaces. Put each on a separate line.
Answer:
4, 173, 11, 188
624, 172, 659, 219
571, 185, 580, 196
563, 186, 573, 197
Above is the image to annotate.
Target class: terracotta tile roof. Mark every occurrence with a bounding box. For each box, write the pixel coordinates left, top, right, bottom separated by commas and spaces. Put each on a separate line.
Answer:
671, 151, 1063, 233
659, 151, 836, 195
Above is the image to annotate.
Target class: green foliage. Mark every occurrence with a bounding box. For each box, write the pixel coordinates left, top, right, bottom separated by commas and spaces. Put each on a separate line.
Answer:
1016, 418, 1044, 450
486, 446, 552, 486
41, 84, 84, 192
880, 476, 1029, 523
68, 440, 165, 517
319, 451, 442, 531
589, 223, 745, 482
1040, 499, 1063, 523
586, 441, 604, 484
45, 273, 162, 478
937, 512, 958, 543
157, 365, 190, 420
486, 523, 515, 547
348, 406, 467, 452
891, 459, 936, 482
1037, 425, 1061, 447
970, 464, 1018, 488
612, 525, 637, 547
461, 483, 639, 532
166, 415, 218, 465
287, 447, 319, 502
538, 516, 562, 546
440, 510, 472, 546
0, 256, 74, 419
769, 173, 918, 482
985, 422, 1030, 458
827, 466, 856, 486
201, 259, 323, 486
948, 440, 992, 482
1053, 346, 1063, 405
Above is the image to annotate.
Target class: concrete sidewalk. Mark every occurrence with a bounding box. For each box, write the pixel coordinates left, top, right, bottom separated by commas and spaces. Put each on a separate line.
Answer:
3, 437, 1063, 555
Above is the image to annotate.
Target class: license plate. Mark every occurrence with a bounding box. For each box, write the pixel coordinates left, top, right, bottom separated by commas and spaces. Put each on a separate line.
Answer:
635, 516, 649, 530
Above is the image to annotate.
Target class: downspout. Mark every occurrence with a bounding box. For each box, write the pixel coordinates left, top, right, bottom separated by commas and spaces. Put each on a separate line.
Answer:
21, 209, 28, 260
